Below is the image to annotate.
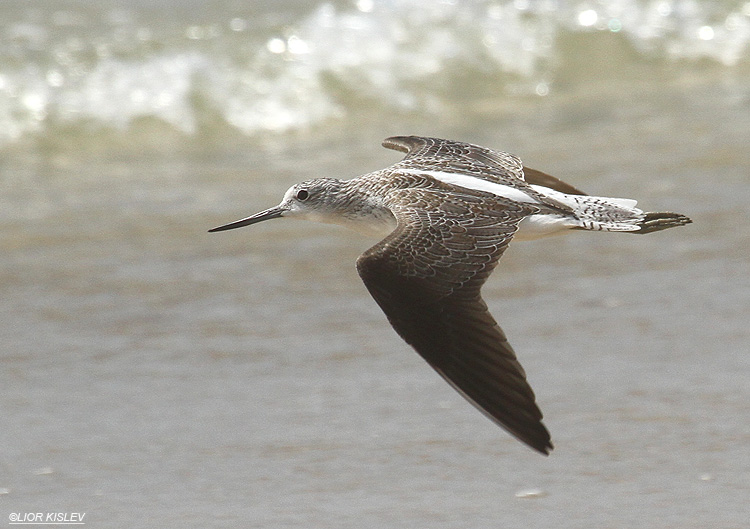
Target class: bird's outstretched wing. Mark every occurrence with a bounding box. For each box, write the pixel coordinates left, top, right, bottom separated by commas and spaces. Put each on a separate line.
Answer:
356, 186, 553, 454
383, 135, 526, 181
383, 135, 588, 196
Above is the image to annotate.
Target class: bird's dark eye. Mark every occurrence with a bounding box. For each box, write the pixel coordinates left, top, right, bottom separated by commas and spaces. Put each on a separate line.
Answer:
296, 189, 310, 201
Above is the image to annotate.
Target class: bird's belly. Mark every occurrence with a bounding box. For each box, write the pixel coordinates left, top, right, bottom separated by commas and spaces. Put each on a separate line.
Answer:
313, 210, 397, 238
345, 216, 399, 237
514, 213, 577, 241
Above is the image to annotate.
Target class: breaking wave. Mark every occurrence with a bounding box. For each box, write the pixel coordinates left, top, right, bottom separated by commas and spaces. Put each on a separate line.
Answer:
1, 0, 748, 146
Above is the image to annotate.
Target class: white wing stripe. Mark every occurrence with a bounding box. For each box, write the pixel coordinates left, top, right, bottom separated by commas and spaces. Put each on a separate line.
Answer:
401, 169, 540, 204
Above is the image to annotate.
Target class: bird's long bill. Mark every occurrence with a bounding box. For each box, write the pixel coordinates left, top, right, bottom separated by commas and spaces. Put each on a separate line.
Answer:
208, 206, 284, 232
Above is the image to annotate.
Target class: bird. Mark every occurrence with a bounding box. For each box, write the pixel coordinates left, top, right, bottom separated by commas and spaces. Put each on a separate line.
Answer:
209, 136, 691, 454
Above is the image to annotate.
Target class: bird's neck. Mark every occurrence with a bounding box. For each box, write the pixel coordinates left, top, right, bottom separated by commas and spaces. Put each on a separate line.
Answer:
309, 179, 397, 237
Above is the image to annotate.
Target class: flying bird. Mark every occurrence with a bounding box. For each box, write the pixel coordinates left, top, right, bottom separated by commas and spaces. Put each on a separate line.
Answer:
210, 136, 691, 454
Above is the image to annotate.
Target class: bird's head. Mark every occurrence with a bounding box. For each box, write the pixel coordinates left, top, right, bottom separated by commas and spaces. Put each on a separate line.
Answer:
208, 178, 345, 232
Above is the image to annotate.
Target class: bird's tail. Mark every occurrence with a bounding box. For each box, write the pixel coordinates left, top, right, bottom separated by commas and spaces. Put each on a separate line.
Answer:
551, 193, 691, 234
532, 186, 692, 235
633, 211, 692, 234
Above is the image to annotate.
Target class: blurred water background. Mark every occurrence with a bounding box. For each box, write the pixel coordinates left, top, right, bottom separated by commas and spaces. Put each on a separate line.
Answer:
1, 0, 748, 527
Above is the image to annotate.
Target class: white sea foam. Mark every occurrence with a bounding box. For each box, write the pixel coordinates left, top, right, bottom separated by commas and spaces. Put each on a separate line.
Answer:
1, 0, 748, 146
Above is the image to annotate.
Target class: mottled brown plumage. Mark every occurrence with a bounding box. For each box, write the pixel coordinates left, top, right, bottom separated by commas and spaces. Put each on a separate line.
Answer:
210, 136, 691, 454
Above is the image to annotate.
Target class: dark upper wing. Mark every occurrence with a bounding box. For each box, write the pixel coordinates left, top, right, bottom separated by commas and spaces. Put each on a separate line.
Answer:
356, 187, 553, 454
383, 135, 588, 196
523, 167, 588, 196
